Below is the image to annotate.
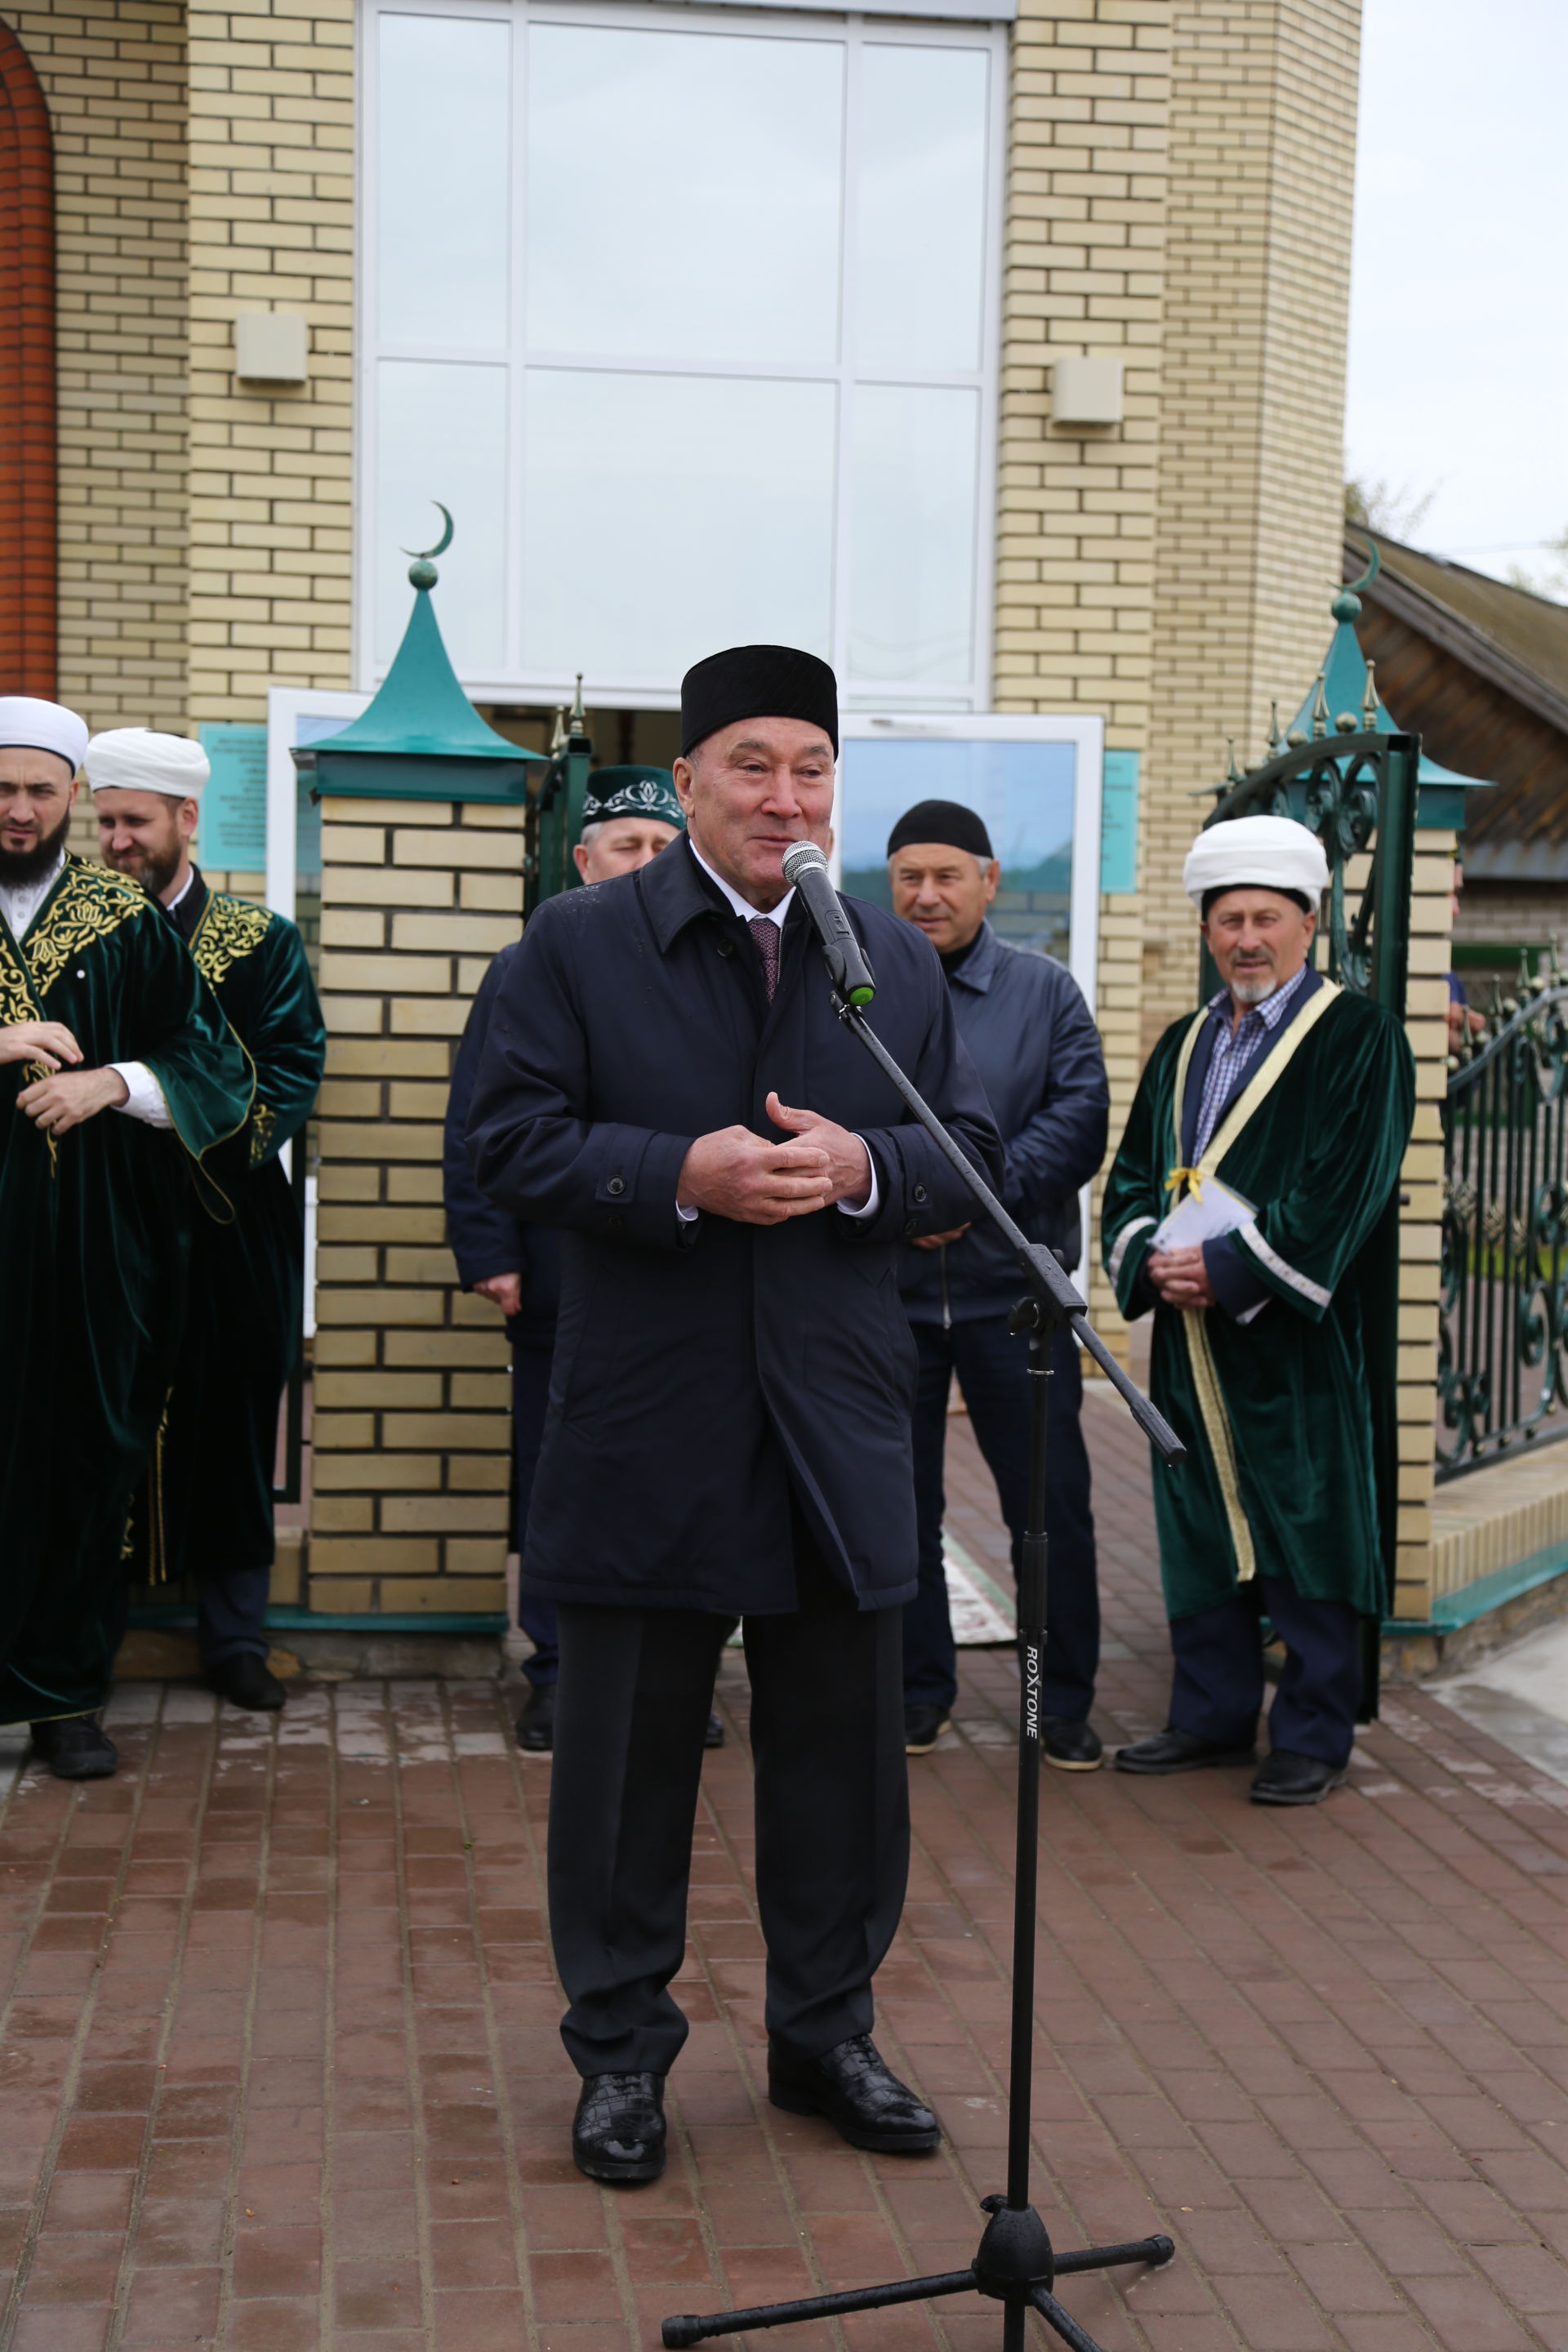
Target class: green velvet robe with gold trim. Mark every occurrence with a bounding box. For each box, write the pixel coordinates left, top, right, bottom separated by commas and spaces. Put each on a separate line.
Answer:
128, 874, 324, 1589
1101, 984, 1414, 1622
0, 856, 253, 1722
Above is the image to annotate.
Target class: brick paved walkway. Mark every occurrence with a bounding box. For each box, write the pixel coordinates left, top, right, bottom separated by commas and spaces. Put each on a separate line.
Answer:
2, 1401, 1566, 2350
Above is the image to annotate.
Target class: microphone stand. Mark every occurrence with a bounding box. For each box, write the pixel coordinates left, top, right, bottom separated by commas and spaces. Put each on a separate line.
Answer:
664, 937, 1187, 2352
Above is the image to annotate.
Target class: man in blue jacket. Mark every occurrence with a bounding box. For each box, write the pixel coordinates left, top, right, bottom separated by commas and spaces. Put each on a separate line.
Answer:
889, 800, 1110, 1766
466, 647, 1000, 2188
443, 767, 720, 1753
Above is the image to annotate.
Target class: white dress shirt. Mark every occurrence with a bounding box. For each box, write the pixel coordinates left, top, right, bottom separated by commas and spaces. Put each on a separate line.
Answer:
680, 836, 879, 1223
0, 849, 171, 1128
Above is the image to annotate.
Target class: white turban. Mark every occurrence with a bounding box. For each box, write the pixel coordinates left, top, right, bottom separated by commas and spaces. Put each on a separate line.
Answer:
1183, 814, 1329, 913
0, 695, 88, 774
85, 728, 210, 800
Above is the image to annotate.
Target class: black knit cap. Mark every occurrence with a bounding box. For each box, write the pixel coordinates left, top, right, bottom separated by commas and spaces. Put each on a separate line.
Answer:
886, 799, 993, 862
679, 644, 839, 760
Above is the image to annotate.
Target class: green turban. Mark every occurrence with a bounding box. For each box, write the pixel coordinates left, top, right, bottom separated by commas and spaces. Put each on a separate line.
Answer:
581, 765, 684, 831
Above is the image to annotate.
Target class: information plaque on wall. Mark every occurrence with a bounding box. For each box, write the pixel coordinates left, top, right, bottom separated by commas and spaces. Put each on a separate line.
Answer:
1099, 751, 1141, 895
197, 723, 269, 873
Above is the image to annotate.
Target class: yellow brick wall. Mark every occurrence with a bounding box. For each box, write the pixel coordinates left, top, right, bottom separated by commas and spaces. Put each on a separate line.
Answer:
1142, 0, 1361, 1048
997, 0, 1173, 1345
14, 2, 190, 742
310, 798, 525, 1615
185, 0, 356, 723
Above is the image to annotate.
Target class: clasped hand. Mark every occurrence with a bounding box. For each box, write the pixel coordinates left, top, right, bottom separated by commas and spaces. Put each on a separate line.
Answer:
676, 1090, 872, 1227
2, 1025, 128, 1134
1147, 1244, 1216, 1312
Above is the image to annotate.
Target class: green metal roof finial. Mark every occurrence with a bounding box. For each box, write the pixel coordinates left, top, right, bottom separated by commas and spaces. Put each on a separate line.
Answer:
1361, 657, 1380, 732
565, 674, 590, 749
1267, 701, 1282, 756
550, 705, 568, 756
1309, 671, 1330, 740
1225, 736, 1244, 785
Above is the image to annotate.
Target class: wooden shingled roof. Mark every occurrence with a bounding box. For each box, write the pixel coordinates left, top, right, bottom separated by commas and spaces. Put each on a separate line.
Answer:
1345, 532, 1568, 880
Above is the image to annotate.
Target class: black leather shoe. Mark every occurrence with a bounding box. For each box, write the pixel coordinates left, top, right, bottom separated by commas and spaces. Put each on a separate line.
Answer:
905, 1704, 951, 1756
704, 1711, 724, 1748
29, 1717, 118, 1780
768, 2034, 940, 2154
1114, 1728, 1256, 1775
1250, 1749, 1348, 1806
1043, 1716, 1102, 1771
515, 1685, 555, 1753
572, 2070, 666, 2183
208, 1654, 286, 1712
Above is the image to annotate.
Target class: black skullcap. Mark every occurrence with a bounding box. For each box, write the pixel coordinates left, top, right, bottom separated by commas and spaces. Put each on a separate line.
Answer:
886, 800, 993, 862
679, 644, 839, 759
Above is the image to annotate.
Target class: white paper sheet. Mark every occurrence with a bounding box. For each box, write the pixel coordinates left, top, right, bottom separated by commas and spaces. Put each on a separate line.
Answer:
1151, 1175, 1256, 1254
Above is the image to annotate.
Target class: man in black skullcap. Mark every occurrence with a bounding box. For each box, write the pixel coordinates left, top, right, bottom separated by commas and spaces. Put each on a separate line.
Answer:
468, 646, 1000, 2185
887, 800, 1109, 1764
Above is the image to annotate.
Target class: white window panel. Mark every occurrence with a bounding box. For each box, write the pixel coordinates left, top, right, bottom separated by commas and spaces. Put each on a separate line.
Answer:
359, 1, 1006, 709
848, 385, 980, 687
522, 369, 836, 681
376, 12, 512, 351
854, 44, 990, 375
835, 715, 1103, 1010
527, 24, 845, 367
374, 361, 510, 676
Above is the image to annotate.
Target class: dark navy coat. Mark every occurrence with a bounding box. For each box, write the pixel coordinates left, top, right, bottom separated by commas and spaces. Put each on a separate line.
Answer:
443, 943, 559, 1351
899, 923, 1109, 1323
466, 840, 1002, 1615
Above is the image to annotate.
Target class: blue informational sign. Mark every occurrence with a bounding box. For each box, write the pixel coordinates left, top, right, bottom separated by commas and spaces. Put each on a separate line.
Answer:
197, 724, 269, 874
1099, 750, 1140, 894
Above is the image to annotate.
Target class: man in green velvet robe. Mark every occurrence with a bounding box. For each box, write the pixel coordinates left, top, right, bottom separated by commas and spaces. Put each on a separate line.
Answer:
1102, 814, 1414, 1806
0, 697, 254, 1777
93, 728, 325, 1713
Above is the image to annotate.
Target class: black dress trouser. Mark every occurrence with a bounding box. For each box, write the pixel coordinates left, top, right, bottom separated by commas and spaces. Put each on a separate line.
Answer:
548, 1546, 909, 2079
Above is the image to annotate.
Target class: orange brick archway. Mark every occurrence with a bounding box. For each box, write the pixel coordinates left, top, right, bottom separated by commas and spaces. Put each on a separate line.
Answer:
0, 21, 56, 697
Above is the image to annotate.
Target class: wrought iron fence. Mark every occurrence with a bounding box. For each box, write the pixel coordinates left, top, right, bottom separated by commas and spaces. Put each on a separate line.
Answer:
1438, 961, 1568, 1479
1202, 725, 1419, 1014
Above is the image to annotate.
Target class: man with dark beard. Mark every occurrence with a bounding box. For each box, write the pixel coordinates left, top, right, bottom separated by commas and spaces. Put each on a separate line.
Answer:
0, 698, 252, 1776
92, 728, 325, 1712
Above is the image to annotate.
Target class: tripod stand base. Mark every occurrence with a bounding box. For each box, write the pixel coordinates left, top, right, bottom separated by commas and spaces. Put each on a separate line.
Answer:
662, 2202, 1174, 2347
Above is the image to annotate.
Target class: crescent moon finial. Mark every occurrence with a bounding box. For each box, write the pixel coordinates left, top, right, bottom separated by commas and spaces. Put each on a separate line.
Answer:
401, 501, 455, 563
1344, 532, 1380, 597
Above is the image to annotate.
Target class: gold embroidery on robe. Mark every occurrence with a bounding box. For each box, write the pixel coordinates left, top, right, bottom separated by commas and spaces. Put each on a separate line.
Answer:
191, 892, 274, 987
0, 924, 36, 1029
250, 1100, 277, 1166
22, 860, 149, 1000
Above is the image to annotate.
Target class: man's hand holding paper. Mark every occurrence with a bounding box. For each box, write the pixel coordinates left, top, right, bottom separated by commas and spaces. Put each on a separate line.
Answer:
1147, 1175, 1256, 1313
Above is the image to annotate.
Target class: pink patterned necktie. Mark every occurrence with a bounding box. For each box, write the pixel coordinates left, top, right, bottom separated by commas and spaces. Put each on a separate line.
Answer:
749, 916, 781, 1003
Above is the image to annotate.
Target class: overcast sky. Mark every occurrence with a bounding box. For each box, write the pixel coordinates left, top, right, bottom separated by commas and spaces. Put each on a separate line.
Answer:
1346, 0, 1568, 587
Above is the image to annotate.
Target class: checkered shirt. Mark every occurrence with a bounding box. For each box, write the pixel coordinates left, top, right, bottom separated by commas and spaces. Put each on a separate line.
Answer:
1192, 964, 1312, 1162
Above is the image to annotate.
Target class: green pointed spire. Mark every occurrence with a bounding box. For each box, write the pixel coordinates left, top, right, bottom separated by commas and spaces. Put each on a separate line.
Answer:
305, 509, 549, 804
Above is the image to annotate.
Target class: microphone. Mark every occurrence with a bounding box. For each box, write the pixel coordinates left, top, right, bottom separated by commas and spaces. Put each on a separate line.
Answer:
781, 841, 876, 1007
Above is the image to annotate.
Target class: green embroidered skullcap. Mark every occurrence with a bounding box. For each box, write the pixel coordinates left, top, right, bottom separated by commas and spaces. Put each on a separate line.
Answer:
581, 765, 684, 831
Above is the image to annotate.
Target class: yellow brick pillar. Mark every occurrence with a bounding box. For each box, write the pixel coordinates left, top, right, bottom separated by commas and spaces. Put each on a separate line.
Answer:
310, 798, 525, 1624
1390, 831, 1458, 1622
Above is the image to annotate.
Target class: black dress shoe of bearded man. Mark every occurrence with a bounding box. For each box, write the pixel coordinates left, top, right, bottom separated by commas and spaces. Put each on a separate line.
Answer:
768, 2034, 940, 2154
572, 2071, 667, 2184
1115, 1727, 1257, 1775
29, 1717, 118, 1780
